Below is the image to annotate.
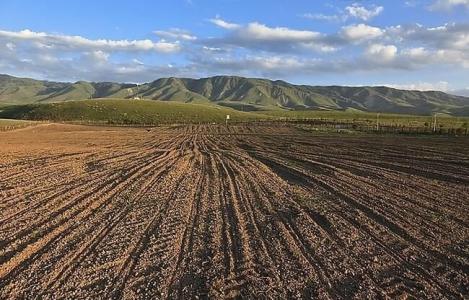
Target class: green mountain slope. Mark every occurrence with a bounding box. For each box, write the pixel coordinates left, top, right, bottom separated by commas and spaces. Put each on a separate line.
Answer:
1, 74, 469, 115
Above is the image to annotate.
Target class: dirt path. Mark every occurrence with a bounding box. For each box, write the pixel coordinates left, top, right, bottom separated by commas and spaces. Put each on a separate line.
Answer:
0, 124, 468, 299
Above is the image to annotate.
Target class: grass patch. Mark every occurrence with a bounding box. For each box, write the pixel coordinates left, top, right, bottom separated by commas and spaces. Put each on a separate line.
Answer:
0, 119, 38, 131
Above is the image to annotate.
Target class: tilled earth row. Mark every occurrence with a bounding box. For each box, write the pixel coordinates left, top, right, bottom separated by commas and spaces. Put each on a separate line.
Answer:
0, 124, 468, 299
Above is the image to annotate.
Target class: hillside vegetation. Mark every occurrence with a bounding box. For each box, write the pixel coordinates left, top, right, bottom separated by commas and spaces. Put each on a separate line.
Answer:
0, 99, 268, 124
2, 74, 469, 115
1, 99, 468, 132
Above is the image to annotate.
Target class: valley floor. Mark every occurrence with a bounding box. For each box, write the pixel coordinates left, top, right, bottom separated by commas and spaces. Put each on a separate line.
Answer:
0, 124, 468, 299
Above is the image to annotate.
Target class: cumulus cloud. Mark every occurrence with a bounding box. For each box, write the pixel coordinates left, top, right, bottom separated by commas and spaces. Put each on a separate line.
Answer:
429, 0, 469, 10
0, 29, 180, 53
365, 44, 398, 61
204, 20, 334, 53
0, 29, 186, 82
236, 22, 321, 42
410, 23, 469, 51
341, 24, 384, 41
401, 47, 429, 58
83, 50, 110, 64
385, 23, 469, 67
345, 4, 384, 21
208, 19, 322, 43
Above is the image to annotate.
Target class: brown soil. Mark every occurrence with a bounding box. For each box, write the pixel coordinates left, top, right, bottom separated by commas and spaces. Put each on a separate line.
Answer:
0, 124, 468, 299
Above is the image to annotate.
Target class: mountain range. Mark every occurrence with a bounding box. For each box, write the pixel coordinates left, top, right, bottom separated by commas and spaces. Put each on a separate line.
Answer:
1, 74, 469, 116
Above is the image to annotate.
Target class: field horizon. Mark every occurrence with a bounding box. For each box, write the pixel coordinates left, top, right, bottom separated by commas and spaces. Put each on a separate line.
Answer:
1, 98, 468, 137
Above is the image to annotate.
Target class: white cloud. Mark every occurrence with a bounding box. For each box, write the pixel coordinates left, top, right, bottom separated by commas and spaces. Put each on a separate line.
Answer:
209, 19, 322, 44
237, 22, 321, 42
205, 21, 331, 53
401, 47, 429, 58
0, 48, 192, 83
382, 81, 449, 92
191, 54, 330, 77
154, 28, 197, 41
302, 43, 338, 53
5, 42, 15, 51
230, 56, 305, 70
302, 13, 343, 22
400, 47, 432, 64
366, 44, 398, 61
386, 23, 469, 67
429, 0, 469, 10
209, 17, 241, 30
202, 46, 225, 53
341, 24, 384, 41
0, 28, 185, 82
0, 29, 180, 53
303, 3, 383, 23
132, 58, 144, 65
451, 87, 469, 96
86, 50, 109, 63
0, 29, 47, 39
345, 4, 384, 21
435, 49, 469, 67
1, 20, 469, 83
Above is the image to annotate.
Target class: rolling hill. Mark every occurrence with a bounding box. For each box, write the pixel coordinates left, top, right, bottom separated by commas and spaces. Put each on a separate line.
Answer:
0, 99, 268, 124
1, 74, 469, 115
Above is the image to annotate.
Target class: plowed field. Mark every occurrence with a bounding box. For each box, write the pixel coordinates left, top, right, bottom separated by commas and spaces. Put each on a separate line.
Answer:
1, 124, 468, 299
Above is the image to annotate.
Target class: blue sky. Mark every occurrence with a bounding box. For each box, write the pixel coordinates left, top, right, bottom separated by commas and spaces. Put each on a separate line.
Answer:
0, 0, 468, 94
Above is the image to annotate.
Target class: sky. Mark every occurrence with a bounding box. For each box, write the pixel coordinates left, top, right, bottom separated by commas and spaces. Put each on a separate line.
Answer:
0, 0, 468, 94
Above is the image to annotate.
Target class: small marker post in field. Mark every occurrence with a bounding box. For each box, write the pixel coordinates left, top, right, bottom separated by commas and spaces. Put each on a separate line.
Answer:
226, 114, 230, 126
432, 112, 443, 133
376, 113, 380, 131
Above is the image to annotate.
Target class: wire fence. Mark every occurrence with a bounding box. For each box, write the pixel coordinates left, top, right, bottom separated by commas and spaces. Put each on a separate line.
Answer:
0, 121, 44, 132
283, 119, 469, 136
2, 118, 467, 136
